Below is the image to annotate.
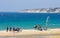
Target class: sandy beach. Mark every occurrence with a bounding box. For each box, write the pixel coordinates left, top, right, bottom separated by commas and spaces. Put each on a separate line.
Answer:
0, 28, 60, 38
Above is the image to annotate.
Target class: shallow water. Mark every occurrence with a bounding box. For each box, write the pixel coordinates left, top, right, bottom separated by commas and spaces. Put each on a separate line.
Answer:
0, 12, 60, 30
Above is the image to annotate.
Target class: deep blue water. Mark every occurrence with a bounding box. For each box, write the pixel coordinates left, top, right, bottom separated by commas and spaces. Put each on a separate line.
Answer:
0, 12, 60, 30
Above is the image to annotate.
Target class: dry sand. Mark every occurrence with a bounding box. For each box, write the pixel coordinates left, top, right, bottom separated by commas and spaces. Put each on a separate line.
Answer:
0, 28, 60, 38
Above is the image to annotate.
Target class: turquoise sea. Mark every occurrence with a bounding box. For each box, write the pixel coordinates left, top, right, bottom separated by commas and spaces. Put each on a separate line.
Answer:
0, 12, 60, 30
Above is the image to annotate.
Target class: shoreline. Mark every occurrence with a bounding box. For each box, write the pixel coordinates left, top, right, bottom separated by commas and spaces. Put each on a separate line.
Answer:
0, 28, 60, 36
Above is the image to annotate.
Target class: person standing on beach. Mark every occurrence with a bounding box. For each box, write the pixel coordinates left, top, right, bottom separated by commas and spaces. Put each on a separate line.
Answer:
13, 27, 15, 31
6, 27, 8, 32
9, 27, 12, 31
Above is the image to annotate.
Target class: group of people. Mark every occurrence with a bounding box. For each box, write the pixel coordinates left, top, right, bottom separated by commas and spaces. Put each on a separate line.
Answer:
6, 27, 20, 32
34, 25, 42, 31
6, 25, 47, 32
